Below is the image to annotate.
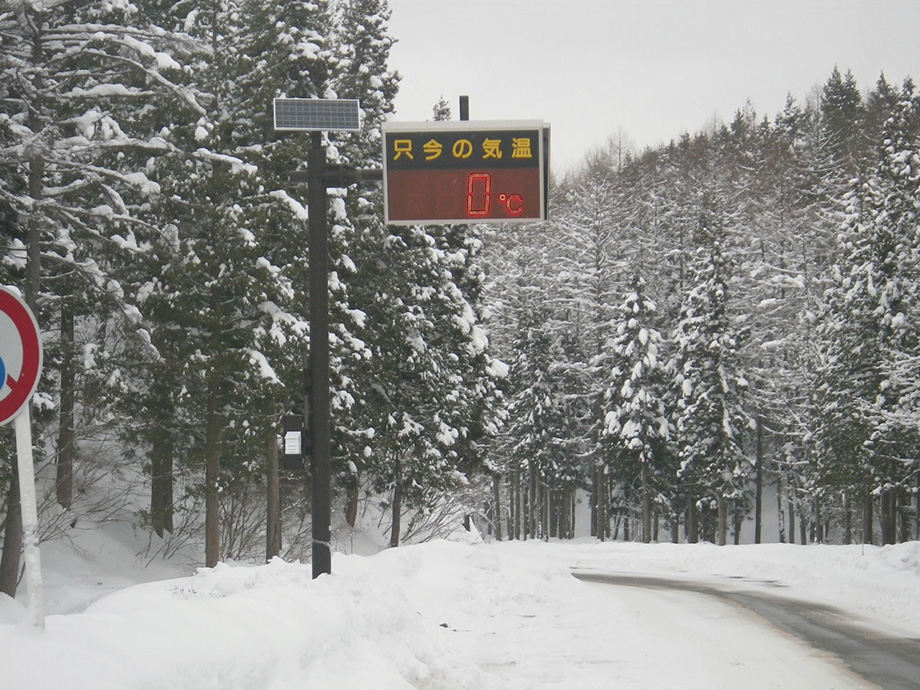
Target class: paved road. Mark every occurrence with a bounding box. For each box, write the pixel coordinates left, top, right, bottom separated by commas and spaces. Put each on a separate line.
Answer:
573, 571, 920, 690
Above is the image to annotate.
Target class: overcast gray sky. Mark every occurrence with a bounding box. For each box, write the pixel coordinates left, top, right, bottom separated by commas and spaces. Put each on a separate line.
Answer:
385, 0, 920, 173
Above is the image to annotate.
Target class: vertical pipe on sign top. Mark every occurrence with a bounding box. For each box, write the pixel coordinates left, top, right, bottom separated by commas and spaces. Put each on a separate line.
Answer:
308, 131, 332, 577
459, 95, 469, 121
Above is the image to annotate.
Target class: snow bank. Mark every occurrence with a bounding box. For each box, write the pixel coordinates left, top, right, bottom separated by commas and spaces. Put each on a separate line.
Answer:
1, 536, 918, 689
1, 553, 482, 690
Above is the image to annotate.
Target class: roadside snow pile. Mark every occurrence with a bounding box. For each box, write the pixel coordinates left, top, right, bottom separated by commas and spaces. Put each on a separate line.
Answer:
1, 537, 919, 689
1, 550, 490, 690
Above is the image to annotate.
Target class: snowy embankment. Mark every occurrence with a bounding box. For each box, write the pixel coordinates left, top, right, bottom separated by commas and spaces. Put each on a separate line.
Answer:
1, 532, 919, 690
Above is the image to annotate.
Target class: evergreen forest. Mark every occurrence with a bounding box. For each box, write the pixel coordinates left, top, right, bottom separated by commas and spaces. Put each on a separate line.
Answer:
1, 0, 919, 597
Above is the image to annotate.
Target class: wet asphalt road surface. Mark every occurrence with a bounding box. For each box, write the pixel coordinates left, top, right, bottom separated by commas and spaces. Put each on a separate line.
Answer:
572, 571, 920, 690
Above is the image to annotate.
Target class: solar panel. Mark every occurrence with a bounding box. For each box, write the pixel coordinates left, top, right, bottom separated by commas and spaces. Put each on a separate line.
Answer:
273, 98, 361, 131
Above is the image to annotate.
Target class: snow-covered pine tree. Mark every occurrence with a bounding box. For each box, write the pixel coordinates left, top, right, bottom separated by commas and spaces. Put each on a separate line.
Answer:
0, 0, 206, 595
553, 150, 624, 540
738, 94, 830, 543
479, 218, 556, 539
503, 306, 572, 540
325, 0, 402, 525
422, 220, 507, 528
332, 0, 398, 168
347, 213, 505, 547
821, 67, 869, 181
431, 95, 451, 122
671, 196, 751, 545
864, 74, 901, 153
866, 79, 920, 544
602, 277, 672, 543
328, 25, 505, 543
125, 0, 249, 565
815, 79, 920, 545
811, 193, 884, 544
124, 0, 343, 564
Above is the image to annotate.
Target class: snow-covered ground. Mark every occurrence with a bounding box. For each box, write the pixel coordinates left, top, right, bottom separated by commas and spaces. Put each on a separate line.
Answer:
2, 523, 919, 690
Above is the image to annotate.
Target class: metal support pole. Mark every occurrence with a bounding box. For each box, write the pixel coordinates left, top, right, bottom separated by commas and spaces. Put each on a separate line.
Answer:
459, 95, 469, 121
308, 131, 332, 578
15, 407, 44, 627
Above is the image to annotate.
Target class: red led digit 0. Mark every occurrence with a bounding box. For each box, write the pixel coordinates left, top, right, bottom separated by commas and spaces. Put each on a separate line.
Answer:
467, 172, 492, 216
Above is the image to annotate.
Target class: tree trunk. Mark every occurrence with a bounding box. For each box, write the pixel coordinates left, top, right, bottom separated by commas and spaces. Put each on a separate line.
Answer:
776, 473, 786, 543
717, 495, 727, 546
507, 473, 514, 540
150, 416, 174, 538
528, 470, 537, 539
814, 495, 824, 543
56, 306, 75, 510
594, 467, 605, 541
880, 488, 896, 545
916, 474, 920, 541
591, 464, 603, 539
863, 489, 874, 545
558, 488, 568, 540
531, 473, 540, 540
898, 489, 910, 543
687, 498, 698, 544
641, 460, 651, 544
0, 469, 23, 597
572, 490, 578, 539
512, 470, 522, 540
345, 484, 359, 529
491, 474, 503, 541
601, 469, 610, 541
520, 471, 528, 541
204, 380, 221, 567
266, 422, 281, 562
843, 491, 852, 545
754, 416, 763, 544
787, 490, 796, 545
389, 459, 402, 548
567, 488, 575, 539
879, 489, 898, 546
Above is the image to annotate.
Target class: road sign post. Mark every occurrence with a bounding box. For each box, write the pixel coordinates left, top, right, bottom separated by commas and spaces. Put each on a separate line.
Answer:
307, 130, 332, 578
273, 98, 363, 578
275, 99, 547, 576
0, 286, 44, 627
14, 407, 41, 627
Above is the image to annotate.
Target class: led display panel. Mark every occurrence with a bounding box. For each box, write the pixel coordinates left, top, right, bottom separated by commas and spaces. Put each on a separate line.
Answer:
383, 121, 548, 224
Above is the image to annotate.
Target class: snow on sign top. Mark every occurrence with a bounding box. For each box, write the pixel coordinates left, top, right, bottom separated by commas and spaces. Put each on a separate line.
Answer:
0, 287, 43, 426
273, 98, 361, 131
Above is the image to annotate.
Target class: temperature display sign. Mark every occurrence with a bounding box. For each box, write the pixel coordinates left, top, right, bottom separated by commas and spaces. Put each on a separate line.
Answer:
383, 121, 548, 225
